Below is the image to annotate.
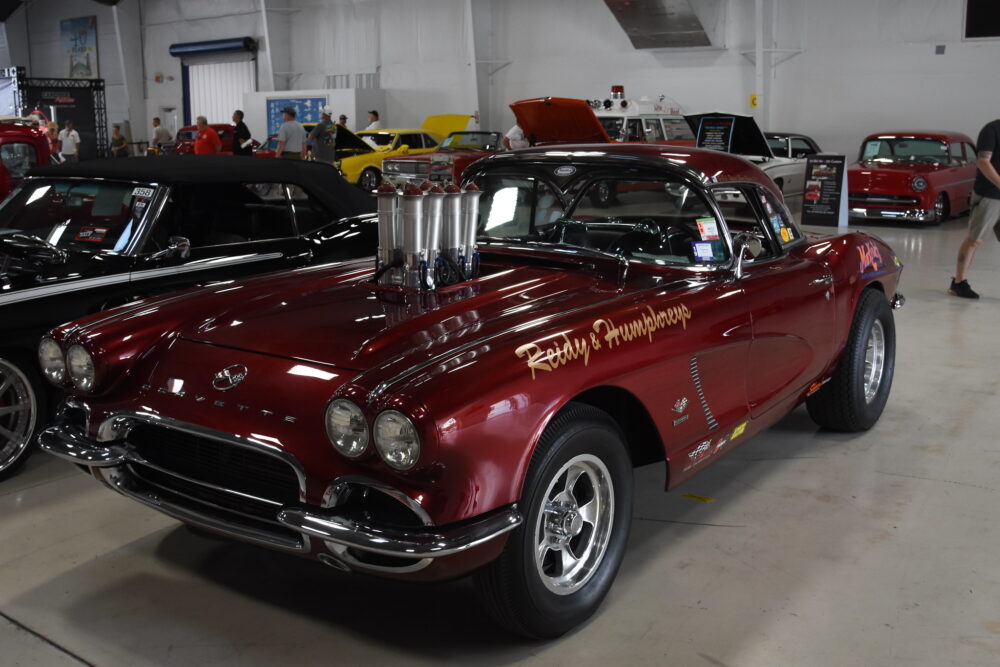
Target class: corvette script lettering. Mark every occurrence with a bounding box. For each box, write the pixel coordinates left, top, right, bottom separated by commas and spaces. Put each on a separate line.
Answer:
515, 304, 693, 380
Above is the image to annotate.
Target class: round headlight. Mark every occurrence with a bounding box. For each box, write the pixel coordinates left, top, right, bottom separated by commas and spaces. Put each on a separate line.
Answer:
38, 338, 66, 383
325, 399, 369, 458
911, 176, 928, 192
374, 410, 421, 471
65, 344, 96, 391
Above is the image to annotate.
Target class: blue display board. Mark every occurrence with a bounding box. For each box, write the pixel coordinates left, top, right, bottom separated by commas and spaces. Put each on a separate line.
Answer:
266, 97, 327, 135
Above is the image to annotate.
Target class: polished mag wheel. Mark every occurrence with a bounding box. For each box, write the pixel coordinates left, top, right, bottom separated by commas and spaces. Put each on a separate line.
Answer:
0, 358, 38, 479
863, 319, 885, 404
535, 454, 614, 595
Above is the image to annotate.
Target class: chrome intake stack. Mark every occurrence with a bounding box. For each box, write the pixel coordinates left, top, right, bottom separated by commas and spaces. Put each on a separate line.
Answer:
374, 181, 480, 289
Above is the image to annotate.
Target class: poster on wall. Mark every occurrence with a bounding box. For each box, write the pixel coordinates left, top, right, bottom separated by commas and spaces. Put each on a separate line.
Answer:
800, 155, 848, 228
266, 97, 326, 135
60, 16, 99, 79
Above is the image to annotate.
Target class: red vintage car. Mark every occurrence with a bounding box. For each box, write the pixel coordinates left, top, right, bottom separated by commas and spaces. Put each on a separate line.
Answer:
38, 144, 904, 638
847, 130, 977, 223
381, 130, 504, 186
0, 121, 50, 199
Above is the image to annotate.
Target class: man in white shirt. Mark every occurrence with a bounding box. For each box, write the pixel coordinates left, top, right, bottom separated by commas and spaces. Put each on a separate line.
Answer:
364, 110, 384, 131
59, 120, 81, 161
151, 117, 172, 151
503, 124, 529, 150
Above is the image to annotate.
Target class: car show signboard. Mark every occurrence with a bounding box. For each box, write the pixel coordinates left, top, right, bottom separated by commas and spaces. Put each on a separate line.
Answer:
801, 155, 848, 227
693, 115, 735, 152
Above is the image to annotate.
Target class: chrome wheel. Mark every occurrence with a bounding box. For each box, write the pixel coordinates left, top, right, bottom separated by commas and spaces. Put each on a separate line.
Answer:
863, 319, 886, 403
0, 359, 37, 474
359, 168, 380, 191
534, 453, 614, 595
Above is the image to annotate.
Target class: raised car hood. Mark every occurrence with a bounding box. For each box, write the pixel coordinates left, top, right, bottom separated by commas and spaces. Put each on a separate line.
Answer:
335, 126, 374, 154
420, 114, 473, 137
510, 97, 611, 145
181, 258, 623, 372
685, 112, 774, 158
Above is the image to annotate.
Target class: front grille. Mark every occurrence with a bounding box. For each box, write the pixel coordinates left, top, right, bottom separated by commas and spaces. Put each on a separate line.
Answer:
848, 193, 920, 206
126, 423, 300, 504
131, 465, 281, 523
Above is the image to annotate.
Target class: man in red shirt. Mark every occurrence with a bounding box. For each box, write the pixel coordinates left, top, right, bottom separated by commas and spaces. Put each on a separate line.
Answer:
193, 116, 221, 155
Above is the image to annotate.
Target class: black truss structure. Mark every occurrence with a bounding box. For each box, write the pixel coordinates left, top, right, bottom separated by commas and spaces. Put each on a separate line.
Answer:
24, 77, 108, 158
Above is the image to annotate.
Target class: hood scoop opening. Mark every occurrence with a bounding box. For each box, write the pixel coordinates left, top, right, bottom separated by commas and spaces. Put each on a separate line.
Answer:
374, 181, 482, 291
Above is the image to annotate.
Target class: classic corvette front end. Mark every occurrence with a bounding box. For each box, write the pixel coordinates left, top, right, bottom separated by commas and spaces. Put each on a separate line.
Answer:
39, 144, 903, 637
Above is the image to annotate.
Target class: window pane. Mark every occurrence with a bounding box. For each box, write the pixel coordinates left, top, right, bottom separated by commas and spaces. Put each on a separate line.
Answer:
1, 143, 37, 177
475, 175, 563, 237
644, 119, 665, 142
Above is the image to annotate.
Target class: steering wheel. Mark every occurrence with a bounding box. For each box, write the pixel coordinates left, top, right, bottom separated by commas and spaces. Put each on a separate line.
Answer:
606, 222, 665, 257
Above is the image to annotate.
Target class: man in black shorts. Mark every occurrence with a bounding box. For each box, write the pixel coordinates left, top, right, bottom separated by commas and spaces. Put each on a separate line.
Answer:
950, 118, 1000, 298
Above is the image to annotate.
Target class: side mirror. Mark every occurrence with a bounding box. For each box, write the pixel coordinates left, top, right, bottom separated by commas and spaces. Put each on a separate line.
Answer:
151, 235, 191, 260
732, 232, 763, 279
399, 144, 410, 154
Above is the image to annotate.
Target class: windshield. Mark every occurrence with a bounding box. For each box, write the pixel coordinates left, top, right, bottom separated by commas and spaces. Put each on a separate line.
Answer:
440, 132, 501, 151
358, 131, 395, 147
0, 180, 155, 252
473, 172, 730, 267
766, 136, 787, 156
861, 137, 948, 164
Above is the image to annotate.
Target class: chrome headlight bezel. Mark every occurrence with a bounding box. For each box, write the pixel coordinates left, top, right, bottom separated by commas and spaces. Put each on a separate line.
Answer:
65, 344, 96, 392
373, 410, 421, 471
911, 175, 928, 192
38, 337, 66, 384
325, 398, 370, 459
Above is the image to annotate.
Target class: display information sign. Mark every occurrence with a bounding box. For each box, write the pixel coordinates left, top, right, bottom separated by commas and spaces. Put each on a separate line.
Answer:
801, 154, 848, 227
694, 115, 735, 153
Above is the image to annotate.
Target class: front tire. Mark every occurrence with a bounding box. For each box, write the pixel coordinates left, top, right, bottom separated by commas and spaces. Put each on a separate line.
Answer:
0, 356, 44, 481
473, 403, 633, 638
359, 167, 381, 192
807, 289, 895, 431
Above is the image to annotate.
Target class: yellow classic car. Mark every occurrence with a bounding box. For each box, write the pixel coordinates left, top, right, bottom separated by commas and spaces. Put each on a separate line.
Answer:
338, 114, 472, 190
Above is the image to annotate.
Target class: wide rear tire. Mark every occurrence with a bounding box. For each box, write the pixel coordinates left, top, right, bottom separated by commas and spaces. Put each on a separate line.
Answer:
807, 289, 895, 432
473, 403, 633, 639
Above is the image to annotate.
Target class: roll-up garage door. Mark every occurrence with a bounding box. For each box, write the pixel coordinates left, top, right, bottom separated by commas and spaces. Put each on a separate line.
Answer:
188, 59, 256, 125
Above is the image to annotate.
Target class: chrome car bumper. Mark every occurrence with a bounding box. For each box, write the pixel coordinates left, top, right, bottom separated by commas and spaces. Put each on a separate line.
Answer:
39, 422, 522, 566
849, 207, 935, 223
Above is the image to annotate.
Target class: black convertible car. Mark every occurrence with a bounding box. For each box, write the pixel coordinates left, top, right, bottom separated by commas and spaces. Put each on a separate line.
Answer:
0, 155, 376, 479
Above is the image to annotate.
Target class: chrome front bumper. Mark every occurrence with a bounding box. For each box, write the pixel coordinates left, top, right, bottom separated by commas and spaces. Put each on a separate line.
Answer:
849, 207, 935, 223
39, 422, 522, 564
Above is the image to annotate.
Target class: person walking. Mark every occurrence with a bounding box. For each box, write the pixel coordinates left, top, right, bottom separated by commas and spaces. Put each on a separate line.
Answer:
58, 120, 81, 162
949, 118, 1000, 298
232, 109, 252, 156
275, 106, 306, 159
45, 123, 62, 163
309, 105, 338, 164
193, 116, 222, 155
151, 117, 172, 152
110, 125, 130, 158
364, 110, 383, 131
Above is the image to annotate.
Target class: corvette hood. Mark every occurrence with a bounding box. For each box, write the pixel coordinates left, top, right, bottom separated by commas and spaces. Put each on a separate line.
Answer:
511, 97, 611, 145
180, 256, 627, 372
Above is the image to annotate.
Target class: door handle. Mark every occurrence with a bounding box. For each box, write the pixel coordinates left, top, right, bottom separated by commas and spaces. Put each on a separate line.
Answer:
810, 274, 833, 286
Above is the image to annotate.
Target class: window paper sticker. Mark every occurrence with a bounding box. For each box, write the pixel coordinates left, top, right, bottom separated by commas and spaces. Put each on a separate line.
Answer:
75, 226, 109, 242
760, 195, 774, 215
770, 216, 783, 234
696, 217, 720, 241
692, 241, 715, 261
132, 187, 155, 198
780, 227, 791, 242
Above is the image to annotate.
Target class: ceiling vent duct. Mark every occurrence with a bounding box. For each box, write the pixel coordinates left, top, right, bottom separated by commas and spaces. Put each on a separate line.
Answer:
603, 0, 714, 49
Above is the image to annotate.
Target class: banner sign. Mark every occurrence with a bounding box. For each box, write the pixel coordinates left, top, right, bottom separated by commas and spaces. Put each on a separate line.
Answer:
801, 155, 848, 227
694, 115, 735, 153
61, 16, 98, 79
266, 97, 326, 136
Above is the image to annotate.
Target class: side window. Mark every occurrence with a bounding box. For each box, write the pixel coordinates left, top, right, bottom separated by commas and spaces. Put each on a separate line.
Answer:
400, 133, 423, 149
625, 119, 644, 142
949, 141, 966, 164
711, 186, 799, 260
475, 175, 563, 237
967, 142, 978, 159
756, 187, 800, 248
288, 185, 334, 233
1, 143, 38, 177
790, 137, 816, 158
767, 136, 788, 157
422, 134, 437, 148
643, 119, 665, 142
662, 118, 695, 140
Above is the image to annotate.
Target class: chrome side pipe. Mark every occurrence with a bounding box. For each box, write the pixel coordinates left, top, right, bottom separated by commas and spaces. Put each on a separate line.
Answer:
441, 183, 464, 268
400, 183, 428, 290
423, 184, 445, 289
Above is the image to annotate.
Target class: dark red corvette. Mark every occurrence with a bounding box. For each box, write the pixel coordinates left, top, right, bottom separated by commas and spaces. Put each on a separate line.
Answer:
39, 144, 904, 638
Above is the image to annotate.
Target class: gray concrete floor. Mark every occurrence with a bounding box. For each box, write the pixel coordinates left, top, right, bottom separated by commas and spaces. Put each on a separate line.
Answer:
3, 214, 1000, 666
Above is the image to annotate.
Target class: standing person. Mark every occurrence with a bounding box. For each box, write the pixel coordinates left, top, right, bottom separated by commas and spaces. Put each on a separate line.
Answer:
338, 114, 349, 129
232, 109, 252, 156
193, 116, 222, 155
309, 105, 338, 164
949, 118, 1000, 299
364, 110, 383, 131
110, 125, 130, 158
45, 123, 62, 163
275, 106, 306, 159
58, 120, 81, 162
151, 116, 172, 153
503, 123, 529, 151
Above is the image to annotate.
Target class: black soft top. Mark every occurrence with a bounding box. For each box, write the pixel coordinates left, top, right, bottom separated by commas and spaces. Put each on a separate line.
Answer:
29, 155, 375, 218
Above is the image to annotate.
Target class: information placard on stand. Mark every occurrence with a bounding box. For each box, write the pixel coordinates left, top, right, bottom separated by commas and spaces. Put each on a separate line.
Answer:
801, 154, 848, 227
694, 116, 735, 152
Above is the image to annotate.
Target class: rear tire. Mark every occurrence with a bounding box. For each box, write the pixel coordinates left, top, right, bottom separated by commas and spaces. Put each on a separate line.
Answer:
0, 356, 44, 481
359, 168, 381, 192
473, 403, 633, 638
807, 289, 895, 432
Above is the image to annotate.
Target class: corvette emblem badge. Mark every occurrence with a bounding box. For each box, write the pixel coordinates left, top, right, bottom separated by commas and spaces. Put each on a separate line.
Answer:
673, 397, 689, 413
212, 364, 249, 391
